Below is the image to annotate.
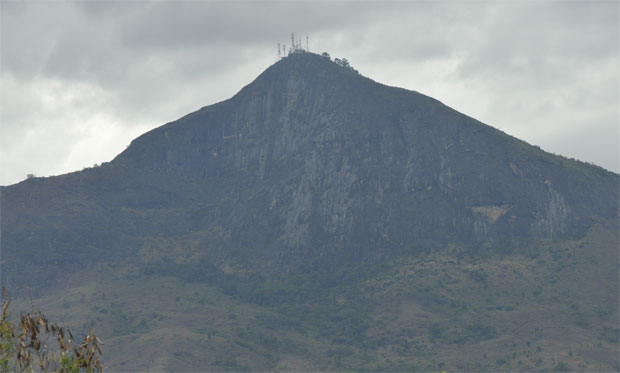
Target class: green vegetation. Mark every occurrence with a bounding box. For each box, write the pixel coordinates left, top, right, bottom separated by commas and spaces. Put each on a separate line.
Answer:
7, 223, 615, 372
0, 289, 102, 372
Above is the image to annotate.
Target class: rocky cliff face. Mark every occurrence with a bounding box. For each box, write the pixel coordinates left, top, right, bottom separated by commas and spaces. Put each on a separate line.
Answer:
1, 52, 618, 287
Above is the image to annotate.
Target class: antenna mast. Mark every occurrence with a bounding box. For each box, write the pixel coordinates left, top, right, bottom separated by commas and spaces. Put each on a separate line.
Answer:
277, 43, 281, 59
306, 36, 309, 52
291, 32, 295, 53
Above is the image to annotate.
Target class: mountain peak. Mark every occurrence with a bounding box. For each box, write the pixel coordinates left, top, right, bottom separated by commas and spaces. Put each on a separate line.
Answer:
1, 51, 618, 372
4, 52, 618, 287
270, 51, 356, 75
106, 53, 617, 261
235, 51, 371, 101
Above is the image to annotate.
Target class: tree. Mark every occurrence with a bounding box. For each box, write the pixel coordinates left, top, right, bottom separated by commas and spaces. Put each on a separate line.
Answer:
333, 57, 359, 74
0, 289, 102, 372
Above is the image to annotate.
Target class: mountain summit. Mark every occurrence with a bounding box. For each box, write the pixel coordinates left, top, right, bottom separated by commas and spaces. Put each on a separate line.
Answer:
116, 52, 617, 261
3, 50, 618, 283
1, 52, 618, 371
3, 52, 618, 280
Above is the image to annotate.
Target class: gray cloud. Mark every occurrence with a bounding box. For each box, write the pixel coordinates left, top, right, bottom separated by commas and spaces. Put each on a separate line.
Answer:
1, 1, 618, 186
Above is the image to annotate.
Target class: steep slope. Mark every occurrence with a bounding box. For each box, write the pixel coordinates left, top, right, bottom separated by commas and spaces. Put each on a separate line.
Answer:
1, 52, 618, 371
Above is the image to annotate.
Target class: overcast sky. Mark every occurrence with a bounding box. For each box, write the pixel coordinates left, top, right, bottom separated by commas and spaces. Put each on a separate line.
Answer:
1, 1, 618, 186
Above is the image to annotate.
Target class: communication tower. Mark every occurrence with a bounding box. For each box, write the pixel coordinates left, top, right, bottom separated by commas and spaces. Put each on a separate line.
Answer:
284, 33, 310, 54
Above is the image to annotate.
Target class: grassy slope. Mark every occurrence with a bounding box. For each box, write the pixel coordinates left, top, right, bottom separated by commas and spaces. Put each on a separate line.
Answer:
12, 222, 618, 372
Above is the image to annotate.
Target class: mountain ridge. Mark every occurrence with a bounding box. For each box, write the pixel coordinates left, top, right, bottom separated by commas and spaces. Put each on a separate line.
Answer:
3, 52, 618, 285
1, 51, 618, 371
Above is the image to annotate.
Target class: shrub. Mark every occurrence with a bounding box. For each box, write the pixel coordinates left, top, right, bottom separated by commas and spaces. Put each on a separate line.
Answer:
0, 288, 103, 372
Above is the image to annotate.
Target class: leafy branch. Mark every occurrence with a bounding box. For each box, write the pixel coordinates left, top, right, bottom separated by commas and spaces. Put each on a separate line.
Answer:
1, 288, 103, 372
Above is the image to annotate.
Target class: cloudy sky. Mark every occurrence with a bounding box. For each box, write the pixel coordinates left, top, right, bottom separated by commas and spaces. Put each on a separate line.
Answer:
1, 1, 618, 186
